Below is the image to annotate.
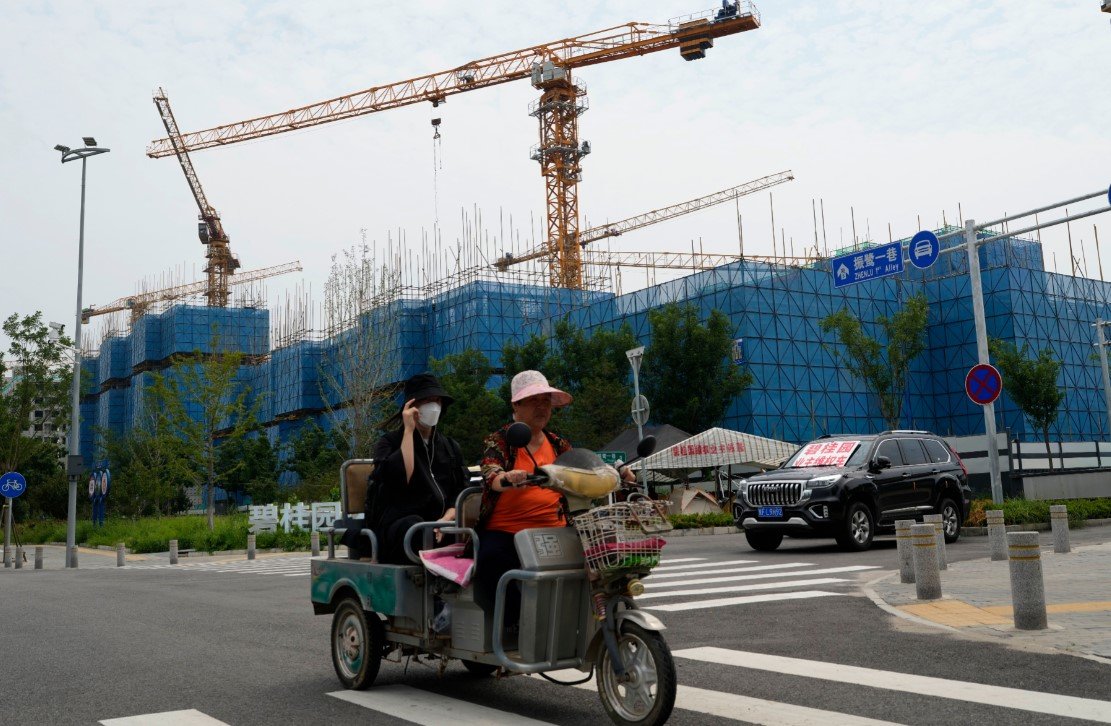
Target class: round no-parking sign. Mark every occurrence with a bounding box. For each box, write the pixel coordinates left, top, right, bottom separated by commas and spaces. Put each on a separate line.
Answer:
966, 363, 1003, 405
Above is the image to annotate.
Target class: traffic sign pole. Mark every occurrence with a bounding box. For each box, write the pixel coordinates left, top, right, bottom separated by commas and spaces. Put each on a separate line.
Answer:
965, 219, 1004, 505
2, 497, 10, 568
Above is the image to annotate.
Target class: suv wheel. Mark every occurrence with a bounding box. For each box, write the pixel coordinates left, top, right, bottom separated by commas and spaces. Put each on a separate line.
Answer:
836, 501, 874, 551
938, 497, 961, 544
745, 530, 783, 551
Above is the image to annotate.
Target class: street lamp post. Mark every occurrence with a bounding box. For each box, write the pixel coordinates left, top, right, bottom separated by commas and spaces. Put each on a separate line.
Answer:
625, 346, 649, 489
55, 138, 109, 569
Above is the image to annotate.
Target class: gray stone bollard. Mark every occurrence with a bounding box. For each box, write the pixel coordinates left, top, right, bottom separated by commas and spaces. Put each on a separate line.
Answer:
923, 513, 947, 570
1007, 531, 1048, 630
987, 510, 1007, 561
895, 519, 916, 583
311, 531, 320, 557
247, 534, 256, 561
169, 539, 178, 565
14, 546, 23, 569
911, 524, 942, 600
117, 542, 126, 567
70, 546, 78, 568
1049, 505, 1071, 554
34, 546, 43, 570
3, 544, 10, 568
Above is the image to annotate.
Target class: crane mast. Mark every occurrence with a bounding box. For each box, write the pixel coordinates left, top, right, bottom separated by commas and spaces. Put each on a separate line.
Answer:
153, 88, 241, 307
148, 3, 761, 289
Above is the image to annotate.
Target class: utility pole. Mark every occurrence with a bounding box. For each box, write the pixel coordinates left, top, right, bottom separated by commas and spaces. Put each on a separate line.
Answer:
1095, 319, 1111, 439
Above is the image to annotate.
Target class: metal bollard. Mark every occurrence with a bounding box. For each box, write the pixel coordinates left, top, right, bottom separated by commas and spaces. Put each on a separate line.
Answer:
1049, 505, 1071, 554
169, 539, 178, 565
911, 523, 942, 600
1007, 532, 1048, 630
14, 546, 23, 569
987, 510, 1007, 561
34, 546, 43, 570
895, 519, 915, 583
70, 546, 78, 568
247, 534, 256, 561
117, 542, 126, 567
923, 513, 947, 570
311, 531, 320, 557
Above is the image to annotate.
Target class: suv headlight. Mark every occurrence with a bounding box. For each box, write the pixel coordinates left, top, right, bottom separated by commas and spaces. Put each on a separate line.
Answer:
735, 478, 749, 505
799, 474, 842, 503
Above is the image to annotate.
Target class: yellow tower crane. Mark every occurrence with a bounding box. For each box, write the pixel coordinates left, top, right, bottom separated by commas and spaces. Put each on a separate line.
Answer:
147, 3, 761, 289
153, 88, 242, 306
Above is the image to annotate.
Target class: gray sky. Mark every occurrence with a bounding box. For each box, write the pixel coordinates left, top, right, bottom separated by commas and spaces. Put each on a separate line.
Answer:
2, 1, 1109, 354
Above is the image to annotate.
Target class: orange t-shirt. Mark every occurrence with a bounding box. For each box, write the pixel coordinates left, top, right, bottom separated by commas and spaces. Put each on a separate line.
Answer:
486, 436, 565, 533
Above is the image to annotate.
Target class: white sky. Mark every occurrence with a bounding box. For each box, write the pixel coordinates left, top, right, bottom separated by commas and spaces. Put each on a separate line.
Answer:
2, 1, 1109, 353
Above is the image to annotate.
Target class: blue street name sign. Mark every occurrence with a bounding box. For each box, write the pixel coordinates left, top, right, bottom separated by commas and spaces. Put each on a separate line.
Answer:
832, 241, 904, 288
1, 471, 27, 498
909, 230, 941, 269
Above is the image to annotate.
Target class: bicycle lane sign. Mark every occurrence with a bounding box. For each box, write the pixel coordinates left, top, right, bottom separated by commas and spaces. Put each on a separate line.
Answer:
1, 471, 27, 498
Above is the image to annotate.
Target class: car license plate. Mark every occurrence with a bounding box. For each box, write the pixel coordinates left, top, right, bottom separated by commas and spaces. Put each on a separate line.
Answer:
757, 506, 783, 518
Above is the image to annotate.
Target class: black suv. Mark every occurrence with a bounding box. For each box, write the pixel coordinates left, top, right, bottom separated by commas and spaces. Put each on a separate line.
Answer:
732, 430, 971, 552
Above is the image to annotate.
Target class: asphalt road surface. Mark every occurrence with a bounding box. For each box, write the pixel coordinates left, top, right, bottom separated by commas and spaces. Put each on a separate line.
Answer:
2, 529, 1109, 725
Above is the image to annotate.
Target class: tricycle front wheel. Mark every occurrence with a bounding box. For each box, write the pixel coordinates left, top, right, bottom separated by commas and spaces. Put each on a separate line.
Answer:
331, 598, 384, 690
596, 621, 676, 726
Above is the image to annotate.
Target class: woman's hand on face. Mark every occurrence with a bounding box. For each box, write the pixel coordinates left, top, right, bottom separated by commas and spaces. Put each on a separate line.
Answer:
401, 398, 419, 432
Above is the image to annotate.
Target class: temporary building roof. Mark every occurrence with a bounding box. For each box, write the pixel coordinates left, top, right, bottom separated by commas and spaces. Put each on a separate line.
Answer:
630, 427, 799, 471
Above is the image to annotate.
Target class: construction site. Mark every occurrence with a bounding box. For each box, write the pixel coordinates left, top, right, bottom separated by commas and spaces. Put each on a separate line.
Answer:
75, 2, 1111, 469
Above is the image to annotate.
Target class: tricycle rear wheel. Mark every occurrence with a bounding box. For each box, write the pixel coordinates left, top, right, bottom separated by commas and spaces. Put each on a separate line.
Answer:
596, 621, 676, 726
331, 597, 384, 690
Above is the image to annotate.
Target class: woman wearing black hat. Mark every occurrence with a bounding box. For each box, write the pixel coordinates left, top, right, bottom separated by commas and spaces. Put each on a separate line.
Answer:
365, 372, 469, 564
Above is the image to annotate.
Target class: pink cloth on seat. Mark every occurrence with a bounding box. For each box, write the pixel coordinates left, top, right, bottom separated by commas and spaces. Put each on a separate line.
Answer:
419, 542, 475, 586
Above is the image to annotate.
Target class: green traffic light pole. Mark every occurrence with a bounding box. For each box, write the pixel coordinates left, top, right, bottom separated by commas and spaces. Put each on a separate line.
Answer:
55, 138, 110, 568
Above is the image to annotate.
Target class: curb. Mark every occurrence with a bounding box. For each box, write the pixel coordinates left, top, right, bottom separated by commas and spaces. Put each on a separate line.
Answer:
960, 517, 1111, 537
666, 526, 739, 537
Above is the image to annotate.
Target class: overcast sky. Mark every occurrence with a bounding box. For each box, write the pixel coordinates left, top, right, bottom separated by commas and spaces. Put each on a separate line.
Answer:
2, 1, 1109, 354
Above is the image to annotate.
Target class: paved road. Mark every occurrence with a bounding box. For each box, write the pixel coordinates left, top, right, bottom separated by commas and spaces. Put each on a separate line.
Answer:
2, 530, 1109, 725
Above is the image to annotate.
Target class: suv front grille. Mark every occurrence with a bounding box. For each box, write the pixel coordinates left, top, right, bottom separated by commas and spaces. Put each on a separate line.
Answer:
748, 481, 805, 507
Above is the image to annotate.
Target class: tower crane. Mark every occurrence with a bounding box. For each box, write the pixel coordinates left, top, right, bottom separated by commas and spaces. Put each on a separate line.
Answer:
148, 3, 761, 289
81, 260, 303, 325
494, 170, 793, 270
153, 88, 242, 307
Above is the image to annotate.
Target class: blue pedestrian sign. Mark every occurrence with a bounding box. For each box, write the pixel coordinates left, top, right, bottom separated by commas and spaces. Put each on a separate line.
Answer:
832, 241, 904, 288
909, 230, 940, 269
1, 471, 27, 499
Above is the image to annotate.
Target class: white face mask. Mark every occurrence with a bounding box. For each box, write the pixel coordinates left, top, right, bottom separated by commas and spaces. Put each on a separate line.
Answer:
417, 401, 442, 428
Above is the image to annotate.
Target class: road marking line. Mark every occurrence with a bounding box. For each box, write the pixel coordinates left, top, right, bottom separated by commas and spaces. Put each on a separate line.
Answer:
646, 565, 879, 589
648, 562, 813, 579
652, 559, 756, 571
658, 557, 705, 564
672, 647, 1111, 724
638, 577, 850, 599
328, 686, 555, 725
100, 709, 231, 725
642, 590, 843, 611
537, 668, 902, 725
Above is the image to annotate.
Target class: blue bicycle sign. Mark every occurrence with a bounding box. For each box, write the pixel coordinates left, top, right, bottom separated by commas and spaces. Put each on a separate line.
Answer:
1, 472, 27, 498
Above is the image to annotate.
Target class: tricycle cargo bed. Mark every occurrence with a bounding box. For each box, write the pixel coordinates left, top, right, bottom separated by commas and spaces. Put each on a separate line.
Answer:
311, 559, 423, 629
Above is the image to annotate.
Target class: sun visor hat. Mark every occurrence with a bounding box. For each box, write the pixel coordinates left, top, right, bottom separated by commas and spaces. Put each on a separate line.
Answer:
510, 370, 572, 407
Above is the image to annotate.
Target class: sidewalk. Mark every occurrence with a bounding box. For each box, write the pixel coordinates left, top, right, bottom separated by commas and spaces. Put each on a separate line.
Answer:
867, 527, 1111, 662
1, 544, 308, 570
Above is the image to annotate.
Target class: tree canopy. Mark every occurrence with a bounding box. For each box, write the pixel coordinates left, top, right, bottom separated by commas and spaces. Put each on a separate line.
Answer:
820, 294, 929, 429
430, 349, 507, 464
641, 304, 752, 434
989, 339, 1064, 469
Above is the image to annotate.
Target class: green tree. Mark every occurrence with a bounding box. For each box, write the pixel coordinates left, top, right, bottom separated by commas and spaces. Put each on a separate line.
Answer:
820, 294, 929, 429
430, 349, 507, 462
147, 349, 262, 529
501, 320, 639, 449
217, 429, 279, 506
0, 312, 73, 473
989, 339, 1065, 470
641, 304, 753, 434
281, 423, 346, 502
101, 426, 191, 517
11, 437, 68, 520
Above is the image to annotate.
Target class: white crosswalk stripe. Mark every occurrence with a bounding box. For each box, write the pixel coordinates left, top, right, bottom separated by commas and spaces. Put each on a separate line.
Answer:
119, 554, 311, 577
635, 554, 880, 612
100, 709, 231, 725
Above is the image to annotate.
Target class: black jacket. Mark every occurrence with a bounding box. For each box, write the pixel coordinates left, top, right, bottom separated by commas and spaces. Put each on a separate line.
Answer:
365, 427, 468, 530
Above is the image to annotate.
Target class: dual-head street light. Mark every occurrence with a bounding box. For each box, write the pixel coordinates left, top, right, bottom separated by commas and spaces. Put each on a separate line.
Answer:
55, 135, 110, 569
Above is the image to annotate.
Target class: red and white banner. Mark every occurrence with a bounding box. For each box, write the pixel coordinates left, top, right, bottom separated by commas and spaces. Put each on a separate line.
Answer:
789, 440, 860, 468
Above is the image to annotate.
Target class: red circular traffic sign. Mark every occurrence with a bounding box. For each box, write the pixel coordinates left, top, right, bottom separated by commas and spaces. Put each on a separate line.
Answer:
965, 363, 1002, 405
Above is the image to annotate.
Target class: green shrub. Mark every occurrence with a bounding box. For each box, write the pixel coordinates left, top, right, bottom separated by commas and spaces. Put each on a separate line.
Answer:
966, 497, 1111, 527
668, 512, 736, 530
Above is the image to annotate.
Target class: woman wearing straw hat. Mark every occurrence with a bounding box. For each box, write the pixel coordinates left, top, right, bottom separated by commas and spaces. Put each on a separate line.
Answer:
474, 370, 634, 625
366, 372, 469, 564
